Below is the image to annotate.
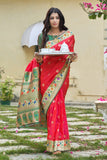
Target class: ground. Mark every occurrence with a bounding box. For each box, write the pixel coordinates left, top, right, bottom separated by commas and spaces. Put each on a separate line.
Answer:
0, 102, 107, 160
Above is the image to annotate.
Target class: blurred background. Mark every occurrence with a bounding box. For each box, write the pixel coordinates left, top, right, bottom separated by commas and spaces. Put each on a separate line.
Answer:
0, 0, 107, 102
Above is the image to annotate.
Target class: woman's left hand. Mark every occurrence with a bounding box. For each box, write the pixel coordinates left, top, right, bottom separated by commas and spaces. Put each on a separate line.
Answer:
70, 53, 78, 63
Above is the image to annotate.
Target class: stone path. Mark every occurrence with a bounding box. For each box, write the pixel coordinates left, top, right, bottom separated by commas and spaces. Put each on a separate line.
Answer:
72, 149, 107, 157
0, 146, 30, 152
68, 121, 91, 125
0, 102, 107, 160
0, 120, 7, 124
7, 128, 36, 132
0, 139, 16, 144
73, 135, 107, 140
9, 154, 53, 160
14, 132, 47, 137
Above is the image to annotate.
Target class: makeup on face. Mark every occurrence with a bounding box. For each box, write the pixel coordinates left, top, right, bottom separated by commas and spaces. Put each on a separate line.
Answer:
49, 13, 60, 28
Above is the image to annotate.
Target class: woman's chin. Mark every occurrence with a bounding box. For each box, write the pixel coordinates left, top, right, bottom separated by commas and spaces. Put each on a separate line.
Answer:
51, 25, 59, 29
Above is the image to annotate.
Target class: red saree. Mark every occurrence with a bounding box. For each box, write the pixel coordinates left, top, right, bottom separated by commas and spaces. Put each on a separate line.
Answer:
16, 30, 75, 152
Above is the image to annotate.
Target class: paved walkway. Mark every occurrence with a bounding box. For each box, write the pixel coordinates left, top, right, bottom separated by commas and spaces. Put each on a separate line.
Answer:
0, 102, 107, 160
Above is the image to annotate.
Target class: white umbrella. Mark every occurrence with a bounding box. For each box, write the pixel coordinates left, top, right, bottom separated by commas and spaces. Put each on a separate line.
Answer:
21, 21, 44, 48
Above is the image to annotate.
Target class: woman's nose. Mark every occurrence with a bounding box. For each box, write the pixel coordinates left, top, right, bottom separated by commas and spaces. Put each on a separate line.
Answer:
53, 18, 57, 22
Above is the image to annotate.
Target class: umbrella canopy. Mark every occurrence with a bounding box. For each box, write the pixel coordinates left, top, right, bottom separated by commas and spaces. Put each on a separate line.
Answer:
21, 21, 44, 48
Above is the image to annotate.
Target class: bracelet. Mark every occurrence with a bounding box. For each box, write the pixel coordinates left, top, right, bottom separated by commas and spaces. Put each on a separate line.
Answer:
34, 52, 38, 56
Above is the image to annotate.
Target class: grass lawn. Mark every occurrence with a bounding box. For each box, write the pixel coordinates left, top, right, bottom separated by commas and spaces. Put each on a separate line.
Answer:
0, 104, 107, 160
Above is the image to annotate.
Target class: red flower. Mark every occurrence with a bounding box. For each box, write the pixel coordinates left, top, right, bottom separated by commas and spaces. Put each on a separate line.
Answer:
32, 89, 34, 92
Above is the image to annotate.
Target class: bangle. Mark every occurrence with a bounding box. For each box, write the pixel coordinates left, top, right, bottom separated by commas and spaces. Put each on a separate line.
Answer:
34, 52, 38, 56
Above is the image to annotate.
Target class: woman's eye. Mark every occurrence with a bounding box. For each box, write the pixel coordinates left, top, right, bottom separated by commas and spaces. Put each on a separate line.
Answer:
50, 17, 54, 20
50, 16, 59, 20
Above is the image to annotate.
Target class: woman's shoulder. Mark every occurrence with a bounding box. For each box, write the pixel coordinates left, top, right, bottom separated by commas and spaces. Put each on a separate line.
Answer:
66, 29, 74, 36
38, 33, 43, 47
38, 33, 43, 40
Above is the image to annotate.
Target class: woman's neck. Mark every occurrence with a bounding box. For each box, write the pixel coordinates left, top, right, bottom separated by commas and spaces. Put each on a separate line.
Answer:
48, 28, 61, 35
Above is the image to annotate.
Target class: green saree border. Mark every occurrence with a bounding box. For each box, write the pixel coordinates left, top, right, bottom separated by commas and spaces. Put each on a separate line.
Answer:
42, 30, 74, 115
42, 56, 71, 115
17, 107, 39, 114
17, 122, 47, 130
47, 139, 71, 152
46, 30, 74, 48
16, 67, 42, 129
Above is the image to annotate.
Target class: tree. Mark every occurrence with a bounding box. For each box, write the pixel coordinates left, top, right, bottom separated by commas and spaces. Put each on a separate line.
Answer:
80, 0, 107, 20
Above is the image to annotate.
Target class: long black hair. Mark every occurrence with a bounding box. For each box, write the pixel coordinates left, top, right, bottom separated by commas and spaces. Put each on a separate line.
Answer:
41, 7, 68, 48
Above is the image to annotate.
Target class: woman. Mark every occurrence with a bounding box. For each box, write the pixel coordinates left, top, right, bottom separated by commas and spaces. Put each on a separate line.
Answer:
16, 7, 77, 154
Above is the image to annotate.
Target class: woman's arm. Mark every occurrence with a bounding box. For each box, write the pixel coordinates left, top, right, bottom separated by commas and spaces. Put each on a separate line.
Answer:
68, 34, 78, 63
35, 34, 43, 63
70, 53, 78, 63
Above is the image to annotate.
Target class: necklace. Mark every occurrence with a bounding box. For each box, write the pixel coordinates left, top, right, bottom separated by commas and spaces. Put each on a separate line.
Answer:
48, 30, 65, 36
48, 32, 60, 36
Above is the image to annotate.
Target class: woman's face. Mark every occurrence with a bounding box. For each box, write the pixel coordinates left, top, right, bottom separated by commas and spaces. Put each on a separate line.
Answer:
49, 12, 60, 29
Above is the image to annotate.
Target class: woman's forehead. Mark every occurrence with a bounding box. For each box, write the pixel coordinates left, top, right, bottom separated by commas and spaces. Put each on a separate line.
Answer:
50, 12, 59, 17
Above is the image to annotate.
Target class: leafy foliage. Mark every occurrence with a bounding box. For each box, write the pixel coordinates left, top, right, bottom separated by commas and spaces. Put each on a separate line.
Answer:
0, 66, 5, 79
98, 0, 107, 4
0, 78, 16, 101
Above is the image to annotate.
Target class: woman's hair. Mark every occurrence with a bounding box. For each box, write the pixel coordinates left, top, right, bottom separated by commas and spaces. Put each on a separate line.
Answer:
41, 7, 68, 48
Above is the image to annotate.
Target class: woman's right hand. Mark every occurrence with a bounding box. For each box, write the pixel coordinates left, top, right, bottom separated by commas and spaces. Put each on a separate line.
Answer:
35, 53, 43, 63
70, 53, 78, 63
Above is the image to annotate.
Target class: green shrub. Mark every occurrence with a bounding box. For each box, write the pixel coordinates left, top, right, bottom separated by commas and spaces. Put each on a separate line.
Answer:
0, 77, 16, 101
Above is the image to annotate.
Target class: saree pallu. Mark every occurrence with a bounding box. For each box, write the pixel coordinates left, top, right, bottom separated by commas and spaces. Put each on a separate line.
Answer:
16, 30, 75, 152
